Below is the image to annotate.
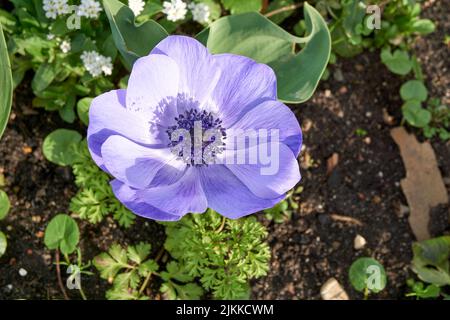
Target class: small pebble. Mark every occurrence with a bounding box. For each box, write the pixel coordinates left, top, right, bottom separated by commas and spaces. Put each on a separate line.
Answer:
18, 268, 27, 277
320, 278, 349, 300
354, 234, 367, 250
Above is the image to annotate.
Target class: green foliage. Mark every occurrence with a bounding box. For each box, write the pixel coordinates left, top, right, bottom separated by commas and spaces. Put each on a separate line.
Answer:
42, 129, 82, 166
423, 98, 450, 140
93, 242, 160, 300
264, 188, 301, 223
221, 0, 262, 14
0, 231, 7, 258
400, 80, 428, 102
348, 257, 386, 295
103, 0, 168, 69
406, 279, 441, 299
5, 0, 117, 122
0, 22, 13, 140
164, 209, 270, 299
69, 141, 135, 227
0, 189, 10, 220
380, 48, 412, 75
412, 236, 450, 286
44, 214, 80, 255
160, 261, 204, 300
197, 3, 331, 103
76, 97, 92, 126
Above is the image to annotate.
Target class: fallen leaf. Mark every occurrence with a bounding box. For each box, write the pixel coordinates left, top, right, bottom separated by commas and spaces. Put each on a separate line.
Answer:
326, 153, 339, 175
391, 127, 449, 241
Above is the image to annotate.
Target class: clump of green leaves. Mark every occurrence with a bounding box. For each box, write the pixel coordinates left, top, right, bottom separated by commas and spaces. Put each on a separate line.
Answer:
69, 140, 135, 227
348, 257, 387, 299
406, 236, 450, 299
264, 187, 301, 223
164, 209, 270, 299
93, 242, 161, 300
423, 99, 450, 140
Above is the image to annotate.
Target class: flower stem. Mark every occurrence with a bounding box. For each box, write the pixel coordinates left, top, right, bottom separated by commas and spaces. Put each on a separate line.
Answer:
138, 246, 166, 296
264, 3, 303, 18
55, 249, 69, 300
216, 216, 226, 233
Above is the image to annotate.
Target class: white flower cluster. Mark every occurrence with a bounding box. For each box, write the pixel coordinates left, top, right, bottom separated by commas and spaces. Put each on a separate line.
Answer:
77, 0, 102, 19
43, 0, 70, 19
60, 40, 71, 53
189, 2, 210, 24
128, 0, 145, 16
162, 1, 211, 23
162, 0, 187, 22
81, 51, 113, 77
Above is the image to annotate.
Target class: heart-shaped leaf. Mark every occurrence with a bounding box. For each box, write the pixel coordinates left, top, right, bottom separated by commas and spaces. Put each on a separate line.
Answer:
44, 214, 80, 255
400, 80, 428, 102
349, 257, 387, 293
42, 129, 82, 166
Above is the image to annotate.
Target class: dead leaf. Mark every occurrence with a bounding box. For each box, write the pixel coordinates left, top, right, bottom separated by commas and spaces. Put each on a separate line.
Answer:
391, 127, 449, 241
326, 153, 339, 175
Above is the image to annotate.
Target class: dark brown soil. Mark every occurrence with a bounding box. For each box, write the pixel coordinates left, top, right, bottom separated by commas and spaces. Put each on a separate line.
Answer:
1, 0, 449, 300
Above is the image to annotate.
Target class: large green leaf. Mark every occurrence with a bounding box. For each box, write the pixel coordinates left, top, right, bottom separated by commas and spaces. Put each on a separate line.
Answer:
197, 3, 330, 103
0, 23, 13, 140
103, 0, 168, 69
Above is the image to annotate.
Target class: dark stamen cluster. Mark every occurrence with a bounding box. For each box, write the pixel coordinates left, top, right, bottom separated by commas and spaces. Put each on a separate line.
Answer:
166, 108, 226, 166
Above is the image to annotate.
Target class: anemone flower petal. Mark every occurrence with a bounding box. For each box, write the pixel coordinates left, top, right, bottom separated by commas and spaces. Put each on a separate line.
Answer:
199, 165, 285, 219
111, 180, 181, 221
221, 142, 300, 199
212, 53, 277, 128
229, 99, 303, 156
101, 135, 186, 189
88, 89, 164, 169
151, 35, 221, 112
135, 167, 208, 216
127, 53, 180, 127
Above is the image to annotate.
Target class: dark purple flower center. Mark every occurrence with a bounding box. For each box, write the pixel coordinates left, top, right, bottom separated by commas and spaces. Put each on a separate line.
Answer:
166, 108, 226, 166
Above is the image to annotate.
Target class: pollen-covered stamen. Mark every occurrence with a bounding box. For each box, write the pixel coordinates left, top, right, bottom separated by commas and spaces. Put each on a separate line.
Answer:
166, 108, 226, 166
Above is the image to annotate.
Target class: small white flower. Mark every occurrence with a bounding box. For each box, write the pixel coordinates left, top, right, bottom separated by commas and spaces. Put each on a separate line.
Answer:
60, 40, 71, 53
43, 0, 70, 19
189, 2, 210, 24
128, 0, 145, 16
77, 0, 102, 19
47, 33, 55, 40
162, 0, 187, 22
81, 51, 113, 77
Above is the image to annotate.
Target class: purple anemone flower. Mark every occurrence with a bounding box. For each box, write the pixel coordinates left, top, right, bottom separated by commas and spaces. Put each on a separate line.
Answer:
87, 35, 302, 221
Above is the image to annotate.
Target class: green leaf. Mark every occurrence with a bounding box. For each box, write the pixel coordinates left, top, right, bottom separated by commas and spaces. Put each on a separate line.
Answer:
103, 0, 168, 69
0, 231, 6, 257
44, 214, 80, 255
0, 189, 10, 220
127, 242, 151, 264
32, 62, 58, 94
77, 98, 92, 126
349, 257, 387, 293
411, 19, 435, 35
412, 236, 450, 286
400, 80, 428, 102
402, 100, 431, 128
221, 0, 261, 14
0, 23, 13, 140
380, 48, 412, 75
197, 3, 331, 103
94, 244, 131, 280
42, 129, 82, 166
